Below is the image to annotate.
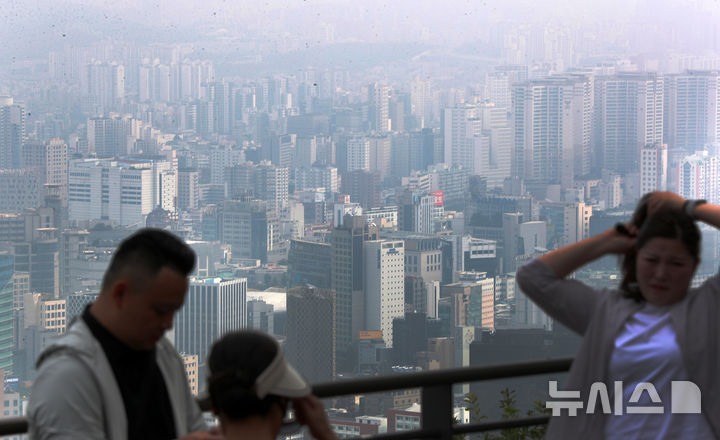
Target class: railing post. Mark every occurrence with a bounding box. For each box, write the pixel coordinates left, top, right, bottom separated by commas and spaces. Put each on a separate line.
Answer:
422, 384, 453, 440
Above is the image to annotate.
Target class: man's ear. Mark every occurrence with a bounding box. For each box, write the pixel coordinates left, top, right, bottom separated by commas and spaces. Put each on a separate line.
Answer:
110, 280, 130, 309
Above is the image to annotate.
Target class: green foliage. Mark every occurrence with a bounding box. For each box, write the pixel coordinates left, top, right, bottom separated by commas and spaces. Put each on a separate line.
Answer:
462, 388, 550, 440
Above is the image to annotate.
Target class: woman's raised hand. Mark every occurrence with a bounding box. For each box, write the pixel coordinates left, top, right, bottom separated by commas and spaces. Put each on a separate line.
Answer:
646, 191, 685, 216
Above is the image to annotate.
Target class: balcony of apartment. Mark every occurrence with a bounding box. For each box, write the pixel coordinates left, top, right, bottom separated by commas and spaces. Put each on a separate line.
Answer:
0, 357, 572, 439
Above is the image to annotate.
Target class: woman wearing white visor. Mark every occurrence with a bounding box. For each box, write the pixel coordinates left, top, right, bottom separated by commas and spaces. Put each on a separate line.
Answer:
207, 330, 338, 440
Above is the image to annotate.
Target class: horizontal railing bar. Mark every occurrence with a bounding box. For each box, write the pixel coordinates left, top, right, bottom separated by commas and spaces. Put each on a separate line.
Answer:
0, 417, 28, 436
361, 428, 441, 440
312, 357, 573, 398
348, 415, 553, 440
452, 415, 551, 434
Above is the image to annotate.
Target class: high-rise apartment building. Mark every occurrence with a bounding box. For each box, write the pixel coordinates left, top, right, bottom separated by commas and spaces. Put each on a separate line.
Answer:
286, 286, 335, 383
665, 71, 720, 151
205, 81, 234, 135
639, 143, 668, 195
677, 151, 720, 204
364, 240, 405, 347
459, 105, 511, 189
347, 138, 370, 172
594, 72, 664, 175
87, 116, 130, 158
512, 75, 592, 190
174, 277, 247, 364
85, 62, 124, 114
294, 165, 338, 193
410, 77, 433, 126
0, 96, 24, 169
442, 105, 481, 171
209, 146, 244, 186
369, 83, 390, 133
228, 162, 290, 214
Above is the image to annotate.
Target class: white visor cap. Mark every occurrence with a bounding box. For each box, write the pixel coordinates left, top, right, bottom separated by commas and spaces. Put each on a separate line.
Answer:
254, 343, 311, 399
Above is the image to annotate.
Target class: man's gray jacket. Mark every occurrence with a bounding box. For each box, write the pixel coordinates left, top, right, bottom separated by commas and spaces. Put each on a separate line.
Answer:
27, 319, 206, 440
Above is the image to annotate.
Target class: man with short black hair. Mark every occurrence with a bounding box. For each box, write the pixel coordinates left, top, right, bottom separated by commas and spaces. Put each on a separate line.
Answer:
28, 228, 222, 440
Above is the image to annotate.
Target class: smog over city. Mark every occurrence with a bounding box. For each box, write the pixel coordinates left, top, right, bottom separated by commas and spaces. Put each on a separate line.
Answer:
1, 0, 720, 437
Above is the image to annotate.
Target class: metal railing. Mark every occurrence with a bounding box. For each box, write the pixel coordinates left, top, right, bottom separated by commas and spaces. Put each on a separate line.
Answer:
0, 357, 573, 439
312, 357, 573, 439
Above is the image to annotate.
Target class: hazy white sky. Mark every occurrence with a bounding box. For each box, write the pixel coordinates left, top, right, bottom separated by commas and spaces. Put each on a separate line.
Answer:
2, 0, 720, 60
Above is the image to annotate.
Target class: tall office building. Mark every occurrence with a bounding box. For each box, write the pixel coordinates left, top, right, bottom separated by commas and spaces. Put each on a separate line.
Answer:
265, 134, 296, 169
13, 227, 60, 298
364, 240, 405, 347
0, 170, 40, 213
639, 143, 668, 195
174, 277, 247, 364
0, 96, 24, 169
220, 199, 282, 263
540, 201, 592, 247
247, 299, 275, 334
295, 136, 318, 168
254, 164, 289, 214
330, 215, 378, 371
594, 72, 664, 175
368, 135, 391, 181
177, 170, 200, 211
68, 159, 153, 226
0, 254, 13, 373
286, 286, 335, 383
512, 75, 592, 190
183, 101, 214, 137
665, 71, 720, 151
68, 158, 176, 224
396, 190, 435, 234
288, 239, 332, 289
341, 170, 381, 210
